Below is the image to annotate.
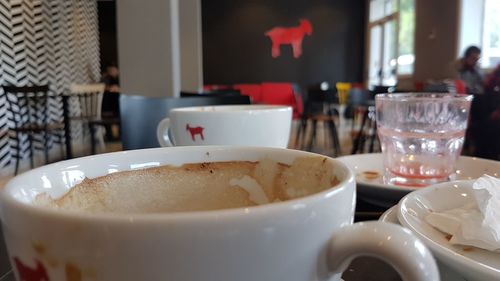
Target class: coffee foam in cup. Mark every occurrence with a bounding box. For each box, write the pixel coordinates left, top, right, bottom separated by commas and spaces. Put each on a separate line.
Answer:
33, 156, 338, 214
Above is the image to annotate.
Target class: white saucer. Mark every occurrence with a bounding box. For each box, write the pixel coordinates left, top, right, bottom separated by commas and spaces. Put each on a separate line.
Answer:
398, 180, 500, 281
337, 153, 500, 207
379, 206, 399, 223
379, 206, 468, 281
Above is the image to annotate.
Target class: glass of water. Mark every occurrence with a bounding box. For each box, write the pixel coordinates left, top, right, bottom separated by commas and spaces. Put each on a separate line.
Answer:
375, 93, 473, 187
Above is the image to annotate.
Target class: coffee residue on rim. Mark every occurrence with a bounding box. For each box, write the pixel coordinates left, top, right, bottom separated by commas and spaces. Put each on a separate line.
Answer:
360, 171, 380, 180
33, 157, 338, 214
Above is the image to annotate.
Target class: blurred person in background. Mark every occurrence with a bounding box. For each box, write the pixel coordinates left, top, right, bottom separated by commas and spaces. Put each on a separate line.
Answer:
101, 64, 120, 93
456, 46, 484, 95
470, 63, 500, 160
484, 63, 500, 95
100, 64, 121, 140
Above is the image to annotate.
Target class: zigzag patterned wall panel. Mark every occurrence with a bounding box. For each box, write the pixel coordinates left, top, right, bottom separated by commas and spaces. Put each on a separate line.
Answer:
0, 0, 100, 169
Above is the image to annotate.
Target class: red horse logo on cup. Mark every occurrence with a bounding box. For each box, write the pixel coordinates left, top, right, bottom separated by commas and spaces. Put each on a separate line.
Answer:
13, 257, 49, 281
186, 124, 204, 141
265, 19, 313, 58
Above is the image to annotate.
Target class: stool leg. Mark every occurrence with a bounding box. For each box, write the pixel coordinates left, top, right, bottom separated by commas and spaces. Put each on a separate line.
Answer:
325, 108, 340, 157
14, 131, 20, 175
28, 133, 34, 169
307, 120, 317, 151
300, 119, 309, 150
59, 131, 65, 158
351, 110, 368, 154
89, 123, 96, 155
329, 119, 341, 157
295, 117, 305, 149
44, 130, 49, 164
369, 121, 378, 153
323, 120, 329, 153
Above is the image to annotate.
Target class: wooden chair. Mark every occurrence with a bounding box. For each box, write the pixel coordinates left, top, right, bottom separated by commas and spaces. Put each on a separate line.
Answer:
62, 83, 107, 157
2, 85, 65, 174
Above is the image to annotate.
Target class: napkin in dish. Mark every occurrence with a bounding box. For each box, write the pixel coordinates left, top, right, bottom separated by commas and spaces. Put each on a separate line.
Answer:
425, 175, 500, 251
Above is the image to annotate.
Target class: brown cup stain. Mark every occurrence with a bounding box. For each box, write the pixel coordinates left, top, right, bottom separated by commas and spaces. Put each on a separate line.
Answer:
462, 247, 474, 252
32, 242, 46, 255
32, 241, 96, 279
66, 263, 82, 281
84, 267, 97, 279
47, 258, 60, 268
360, 171, 380, 180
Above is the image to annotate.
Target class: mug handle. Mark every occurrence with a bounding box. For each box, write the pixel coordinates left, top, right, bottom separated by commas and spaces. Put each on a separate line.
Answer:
328, 221, 440, 281
157, 118, 174, 147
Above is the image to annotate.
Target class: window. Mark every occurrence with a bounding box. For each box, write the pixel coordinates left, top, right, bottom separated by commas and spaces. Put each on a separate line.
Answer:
459, 0, 500, 69
482, 0, 500, 68
367, 0, 415, 87
397, 0, 415, 75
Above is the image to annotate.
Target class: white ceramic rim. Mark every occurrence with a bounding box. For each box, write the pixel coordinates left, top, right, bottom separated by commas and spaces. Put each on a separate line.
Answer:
379, 206, 398, 223
397, 180, 500, 278
171, 104, 292, 113
375, 93, 474, 102
0, 146, 354, 223
337, 153, 500, 192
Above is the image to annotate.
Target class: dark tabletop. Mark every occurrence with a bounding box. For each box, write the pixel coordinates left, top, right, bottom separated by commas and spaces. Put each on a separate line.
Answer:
0, 199, 401, 281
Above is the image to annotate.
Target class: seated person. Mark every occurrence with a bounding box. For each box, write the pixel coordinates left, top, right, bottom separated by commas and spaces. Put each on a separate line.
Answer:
100, 64, 121, 140
485, 63, 500, 94
101, 64, 120, 93
456, 46, 484, 94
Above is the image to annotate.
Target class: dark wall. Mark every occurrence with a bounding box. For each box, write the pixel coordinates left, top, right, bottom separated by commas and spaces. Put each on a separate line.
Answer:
98, 1, 118, 73
202, 0, 366, 88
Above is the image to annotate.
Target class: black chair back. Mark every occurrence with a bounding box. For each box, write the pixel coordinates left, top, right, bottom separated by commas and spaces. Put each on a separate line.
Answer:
180, 89, 241, 98
2, 85, 52, 130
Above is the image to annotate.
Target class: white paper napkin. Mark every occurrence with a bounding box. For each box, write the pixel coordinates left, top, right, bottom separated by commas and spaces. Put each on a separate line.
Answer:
425, 175, 500, 251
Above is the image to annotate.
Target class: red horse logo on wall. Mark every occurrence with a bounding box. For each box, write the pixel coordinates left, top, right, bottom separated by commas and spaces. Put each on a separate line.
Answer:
186, 124, 204, 141
13, 258, 49, 281
265, 19, 313, 58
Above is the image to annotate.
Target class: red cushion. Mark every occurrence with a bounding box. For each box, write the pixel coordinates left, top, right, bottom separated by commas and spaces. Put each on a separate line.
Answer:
234, 84, 262, 103
260, 82, 302, 119
454, 79, 467, 95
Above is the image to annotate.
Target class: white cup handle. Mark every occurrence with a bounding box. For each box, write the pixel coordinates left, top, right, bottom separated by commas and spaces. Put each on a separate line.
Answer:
328, 221, 439, 281
157, 118, 174, 147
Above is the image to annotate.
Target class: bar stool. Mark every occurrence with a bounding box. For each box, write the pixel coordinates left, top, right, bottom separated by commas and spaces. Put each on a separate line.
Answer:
296, 84, 341, 156
335, 82, 351, 105
348, 88, 379, 154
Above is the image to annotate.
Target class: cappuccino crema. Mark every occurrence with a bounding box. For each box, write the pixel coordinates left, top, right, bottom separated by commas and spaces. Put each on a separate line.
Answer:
34, 156, 337, 214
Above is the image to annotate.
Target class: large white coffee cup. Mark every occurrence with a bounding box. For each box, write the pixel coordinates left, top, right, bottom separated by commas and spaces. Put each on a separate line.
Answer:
156, 105, 292, 147
0, 147, 439, 281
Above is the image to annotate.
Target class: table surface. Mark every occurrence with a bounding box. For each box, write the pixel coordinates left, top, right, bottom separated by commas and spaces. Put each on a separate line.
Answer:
0, 199, 401, 281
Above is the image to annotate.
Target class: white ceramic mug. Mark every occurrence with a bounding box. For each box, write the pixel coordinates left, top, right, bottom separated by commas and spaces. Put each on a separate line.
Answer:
156, 105, 293, 147
0, 147, 440, 281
